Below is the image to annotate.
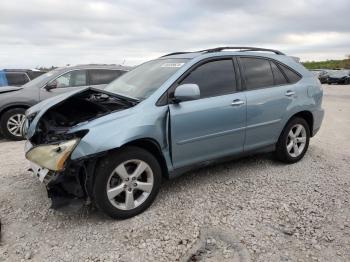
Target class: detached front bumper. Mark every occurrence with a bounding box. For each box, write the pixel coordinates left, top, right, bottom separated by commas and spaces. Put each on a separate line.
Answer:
25, 141, 58, 184
25, 141, 86, 208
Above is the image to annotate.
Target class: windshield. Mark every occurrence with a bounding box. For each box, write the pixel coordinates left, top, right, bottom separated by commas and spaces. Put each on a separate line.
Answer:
22, 68, 64, 88
105, 58, 189, 100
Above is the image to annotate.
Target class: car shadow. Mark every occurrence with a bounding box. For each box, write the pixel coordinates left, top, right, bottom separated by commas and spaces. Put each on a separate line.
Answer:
82, 152, 280, 221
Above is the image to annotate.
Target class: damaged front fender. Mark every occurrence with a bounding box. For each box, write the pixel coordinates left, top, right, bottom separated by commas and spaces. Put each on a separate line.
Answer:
69, 105, 169, 160
24, 87, 172, 209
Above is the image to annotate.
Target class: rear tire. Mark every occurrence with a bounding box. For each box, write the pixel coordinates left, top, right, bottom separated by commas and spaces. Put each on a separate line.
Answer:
275, 117, 310, 164
0, 108, 26, 141
93, 146, 162, 219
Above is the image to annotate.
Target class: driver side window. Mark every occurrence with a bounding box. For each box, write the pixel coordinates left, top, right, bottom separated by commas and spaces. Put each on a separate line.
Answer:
53, 70, 87, 88
180, 59, 236, 99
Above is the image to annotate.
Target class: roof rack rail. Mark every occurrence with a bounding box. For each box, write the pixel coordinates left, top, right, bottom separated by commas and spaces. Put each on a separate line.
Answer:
161, 46, 285, 58
160, 52, 192, 57
199, 46, 285, 55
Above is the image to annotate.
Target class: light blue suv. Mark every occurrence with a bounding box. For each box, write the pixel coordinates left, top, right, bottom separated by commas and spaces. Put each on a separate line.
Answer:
24, 47, 324, 219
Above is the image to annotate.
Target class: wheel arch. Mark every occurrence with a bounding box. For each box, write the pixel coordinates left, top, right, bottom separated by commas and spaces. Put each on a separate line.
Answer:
0, 104, 30, 120
124, 138, 170, 179
0, 104, 31, 135
285, 110, 314, 136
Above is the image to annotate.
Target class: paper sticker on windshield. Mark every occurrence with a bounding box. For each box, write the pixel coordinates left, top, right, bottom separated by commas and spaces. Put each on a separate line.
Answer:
161, 63, 185, 68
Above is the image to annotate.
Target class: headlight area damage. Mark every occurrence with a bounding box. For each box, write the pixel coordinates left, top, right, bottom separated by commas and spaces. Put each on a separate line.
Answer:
25, 88, 137, 208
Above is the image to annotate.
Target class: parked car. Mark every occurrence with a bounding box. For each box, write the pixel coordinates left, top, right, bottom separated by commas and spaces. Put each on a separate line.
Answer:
326, 70, 350, 84
310, 69, 336, 84
318, 70, 331, 84
23, 47, 324, 219
0, 64, 129, 140
0, 69, 46, 87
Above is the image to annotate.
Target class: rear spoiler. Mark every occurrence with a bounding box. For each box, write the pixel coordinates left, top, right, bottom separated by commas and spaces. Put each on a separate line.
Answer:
289, 56, 300, 63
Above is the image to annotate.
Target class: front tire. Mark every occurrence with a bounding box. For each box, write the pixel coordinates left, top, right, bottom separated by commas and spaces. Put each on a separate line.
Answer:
275, 117, 310, 163
93, 146, 162, 219
0, 108, 26, 141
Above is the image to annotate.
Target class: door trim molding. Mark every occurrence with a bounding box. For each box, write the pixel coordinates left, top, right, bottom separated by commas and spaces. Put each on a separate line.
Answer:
176, 126, 246, 145
246, 119, 281, 130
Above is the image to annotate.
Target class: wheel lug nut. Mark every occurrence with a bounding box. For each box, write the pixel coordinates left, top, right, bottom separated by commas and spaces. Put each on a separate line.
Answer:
123, 184, 127, 188
128, 188, 132, 192
133, 183, 137, 187
132, 177, 136, 180
125, 178, 129, 181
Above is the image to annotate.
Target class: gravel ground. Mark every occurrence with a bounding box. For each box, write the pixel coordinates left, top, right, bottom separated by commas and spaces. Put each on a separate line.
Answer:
0, 84, 349, 262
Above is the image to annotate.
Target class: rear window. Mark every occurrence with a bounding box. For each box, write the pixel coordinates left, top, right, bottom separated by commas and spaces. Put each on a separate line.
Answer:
279, 64, 302, 83
240, 57, 274, 90
89, 69, 125, 85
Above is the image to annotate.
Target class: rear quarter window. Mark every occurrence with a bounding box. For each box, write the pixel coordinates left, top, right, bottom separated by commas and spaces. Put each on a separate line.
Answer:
278, 64, 302, 83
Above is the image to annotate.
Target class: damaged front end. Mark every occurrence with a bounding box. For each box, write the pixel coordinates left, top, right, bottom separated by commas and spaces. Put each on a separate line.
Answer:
24, 87, 137, 208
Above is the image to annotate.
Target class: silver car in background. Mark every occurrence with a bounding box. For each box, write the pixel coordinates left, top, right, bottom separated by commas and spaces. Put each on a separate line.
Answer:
0, 64, 129, 140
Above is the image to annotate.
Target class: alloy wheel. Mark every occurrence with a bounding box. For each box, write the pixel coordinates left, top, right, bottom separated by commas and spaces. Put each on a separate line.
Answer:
106, 159, 154, 210
6, 113, 25, 137
286, 124, 307, 158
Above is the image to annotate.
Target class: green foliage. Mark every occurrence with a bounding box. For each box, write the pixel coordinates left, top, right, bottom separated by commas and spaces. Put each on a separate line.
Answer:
303, 56, 350, 70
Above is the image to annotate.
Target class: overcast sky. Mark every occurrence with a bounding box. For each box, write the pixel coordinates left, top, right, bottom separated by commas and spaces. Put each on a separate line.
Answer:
1, 0, 349, 68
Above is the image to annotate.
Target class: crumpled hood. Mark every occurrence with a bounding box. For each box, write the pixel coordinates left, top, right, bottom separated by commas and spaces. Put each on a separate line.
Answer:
25, 87, 90, 138
0, 86, 23, 94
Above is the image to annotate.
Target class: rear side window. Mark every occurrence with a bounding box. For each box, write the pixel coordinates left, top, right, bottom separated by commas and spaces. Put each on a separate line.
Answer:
279, 64, 301, 83
89, 69, 125, 85
240, 57, 274, 90
5, 73, 29, 86
54, 70, 87, 88
270, 61, 288, 85
180, 59, 236, 99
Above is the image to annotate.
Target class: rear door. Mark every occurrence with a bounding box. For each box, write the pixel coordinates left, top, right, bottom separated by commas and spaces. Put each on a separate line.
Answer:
88, 69, 125, 89
39, 70, 88, 100
169, 58, 246, 169
238, 56, 300, 151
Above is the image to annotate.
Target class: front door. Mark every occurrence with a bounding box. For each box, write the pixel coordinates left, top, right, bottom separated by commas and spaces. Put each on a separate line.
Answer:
169, 59, 246, 169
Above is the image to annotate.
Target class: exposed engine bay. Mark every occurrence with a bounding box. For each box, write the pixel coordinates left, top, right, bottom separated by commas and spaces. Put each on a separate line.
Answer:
26, 88, 139, 208
30, 89, 136, 145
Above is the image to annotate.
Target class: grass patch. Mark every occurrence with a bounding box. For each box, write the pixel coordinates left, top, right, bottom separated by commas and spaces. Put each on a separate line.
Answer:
302, 56, 350, 70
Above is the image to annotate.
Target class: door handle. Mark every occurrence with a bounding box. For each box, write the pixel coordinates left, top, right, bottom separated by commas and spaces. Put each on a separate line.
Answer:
285, 90, 295, 97
231, 99, 245, 106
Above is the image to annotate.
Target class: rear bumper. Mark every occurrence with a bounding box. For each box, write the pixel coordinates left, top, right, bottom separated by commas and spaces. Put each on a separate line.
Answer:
312, 108, 324, 136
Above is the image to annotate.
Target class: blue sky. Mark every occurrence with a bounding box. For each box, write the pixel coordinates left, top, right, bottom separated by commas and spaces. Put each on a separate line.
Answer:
0, 0, 349, 68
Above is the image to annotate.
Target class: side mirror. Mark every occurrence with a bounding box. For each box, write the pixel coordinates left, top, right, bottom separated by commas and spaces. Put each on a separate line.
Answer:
45, 81, 57, 91
173, 84, 200, 103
